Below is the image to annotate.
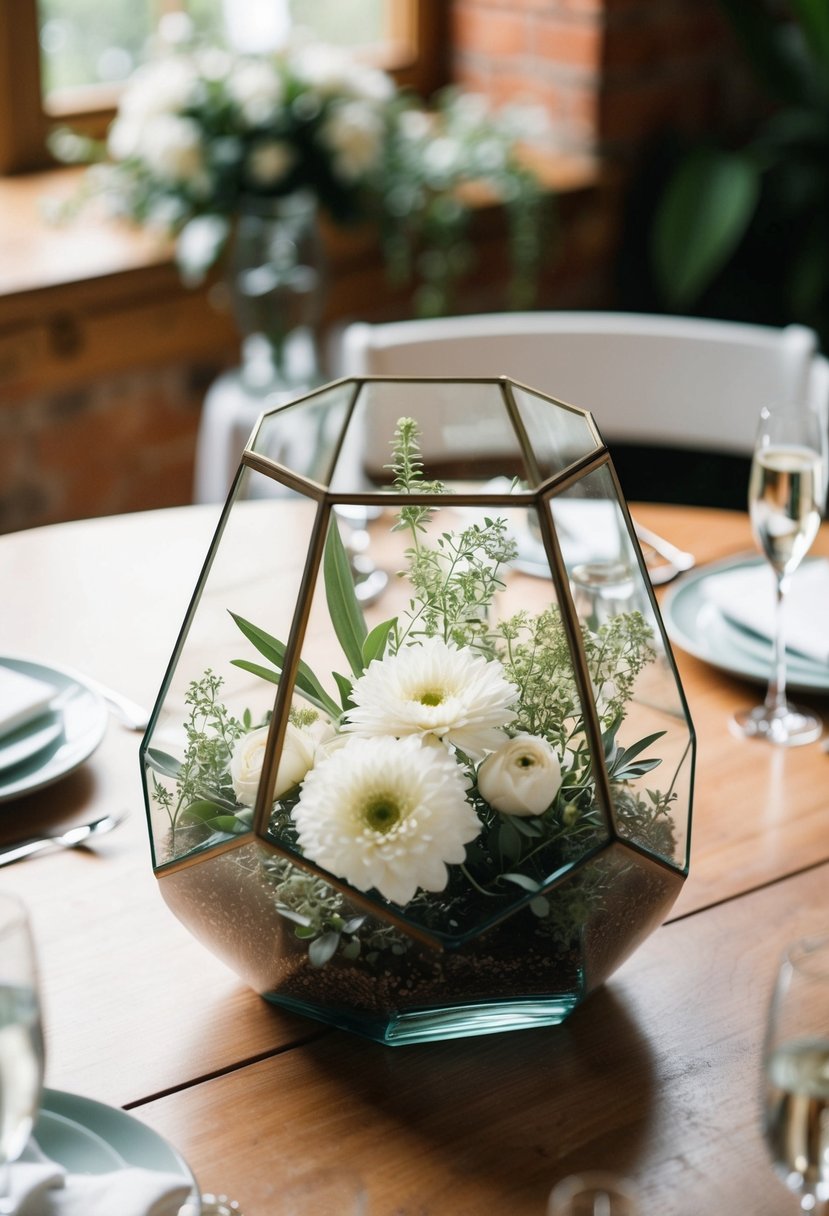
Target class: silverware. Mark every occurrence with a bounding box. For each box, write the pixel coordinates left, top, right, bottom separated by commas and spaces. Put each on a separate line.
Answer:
0, 812, 127, 867
78, 676, 151, 733
633, 520, 696, 585
57, 669, 150, 732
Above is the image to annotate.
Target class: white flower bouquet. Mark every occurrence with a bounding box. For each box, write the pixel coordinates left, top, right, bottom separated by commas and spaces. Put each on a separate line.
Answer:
143, 389, 692, 1042
55, 37, 547, 313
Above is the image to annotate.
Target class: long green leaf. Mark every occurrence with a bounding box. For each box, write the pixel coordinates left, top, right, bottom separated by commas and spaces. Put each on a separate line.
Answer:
323, 517, 367, 677
362, 617, 397, 667
332, 670, 354, 711
652, 148, 760, 307
145, 748, 182, 778
230, 612, 338, 714
230, 659, 340, 720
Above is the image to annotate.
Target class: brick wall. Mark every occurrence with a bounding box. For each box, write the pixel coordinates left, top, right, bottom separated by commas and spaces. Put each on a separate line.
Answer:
0, 361, 224, 534
450, 0, 746, 159
2, 0, 756, 534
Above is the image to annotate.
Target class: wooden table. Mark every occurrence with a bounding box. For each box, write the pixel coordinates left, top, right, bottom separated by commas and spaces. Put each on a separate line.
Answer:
1, 503, 827, 1215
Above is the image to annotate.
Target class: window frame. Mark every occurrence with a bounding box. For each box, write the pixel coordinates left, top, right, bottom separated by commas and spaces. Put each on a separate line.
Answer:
0, 0, 447, 174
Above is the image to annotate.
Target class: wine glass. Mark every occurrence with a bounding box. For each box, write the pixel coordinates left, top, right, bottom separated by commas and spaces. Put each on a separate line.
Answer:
547, 1172, 639, 1215
0, 894, 45, 1215
732, 401, 825, 746
762, 935, 829, 1211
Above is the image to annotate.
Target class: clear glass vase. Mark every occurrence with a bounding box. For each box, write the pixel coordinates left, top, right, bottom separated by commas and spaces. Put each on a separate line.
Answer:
227, 189, 327, 395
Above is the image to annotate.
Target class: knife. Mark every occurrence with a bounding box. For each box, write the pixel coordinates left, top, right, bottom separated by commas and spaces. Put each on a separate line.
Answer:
0, 812, 126, 867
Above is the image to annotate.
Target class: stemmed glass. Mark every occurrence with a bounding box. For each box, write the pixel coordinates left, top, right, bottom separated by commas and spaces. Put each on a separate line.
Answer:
762, 935, 829, 1211
732, 401, 825, 746
0, 894, 45, 1215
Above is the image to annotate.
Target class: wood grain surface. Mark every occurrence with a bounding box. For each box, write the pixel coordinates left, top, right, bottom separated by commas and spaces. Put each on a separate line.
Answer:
1, 502, 827, 1213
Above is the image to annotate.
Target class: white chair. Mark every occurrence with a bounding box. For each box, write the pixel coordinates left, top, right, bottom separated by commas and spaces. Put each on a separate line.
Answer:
338, 311, 827, 460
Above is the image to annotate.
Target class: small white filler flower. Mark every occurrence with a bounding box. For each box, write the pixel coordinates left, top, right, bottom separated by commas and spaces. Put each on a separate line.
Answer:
344, 635, 517, 760
292, 735, 480, 905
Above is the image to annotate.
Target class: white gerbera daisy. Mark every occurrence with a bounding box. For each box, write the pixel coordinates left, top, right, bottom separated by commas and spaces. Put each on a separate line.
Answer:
344, 636, 517, 760
292, 735, 480, 906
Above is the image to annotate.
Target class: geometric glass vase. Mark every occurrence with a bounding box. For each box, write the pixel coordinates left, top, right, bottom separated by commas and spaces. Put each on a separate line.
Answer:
140, 376, 694, 1044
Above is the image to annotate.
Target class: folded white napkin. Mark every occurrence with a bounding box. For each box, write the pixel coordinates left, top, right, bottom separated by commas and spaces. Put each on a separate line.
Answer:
9, 1141, 192, 1216
0, 668, 57, 739
705, 558, 829, 665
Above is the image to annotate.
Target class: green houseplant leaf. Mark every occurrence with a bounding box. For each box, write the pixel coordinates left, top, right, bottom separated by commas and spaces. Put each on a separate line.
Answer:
323, 515, 368, 678
651, 147, 761, 307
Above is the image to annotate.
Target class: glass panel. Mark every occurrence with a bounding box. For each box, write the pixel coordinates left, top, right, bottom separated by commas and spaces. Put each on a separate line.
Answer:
239, 495, 612, 946
142, 468, 320, 867
547, 462, 694, 869
511, 383, 602, 487
250, 381, 356, 487
343, 379, 531, 491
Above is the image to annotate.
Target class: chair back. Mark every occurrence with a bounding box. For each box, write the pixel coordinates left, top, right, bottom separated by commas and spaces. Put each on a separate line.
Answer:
339, 311, 827, 459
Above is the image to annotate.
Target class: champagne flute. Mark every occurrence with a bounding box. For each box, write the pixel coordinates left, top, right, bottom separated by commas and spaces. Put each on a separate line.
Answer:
0, 894, 45, 1215
762, 935, 829, 1211
732, 402, 825, 746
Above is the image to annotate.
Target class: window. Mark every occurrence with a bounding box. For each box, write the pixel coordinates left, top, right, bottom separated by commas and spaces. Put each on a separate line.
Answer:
0, 0, 445, 173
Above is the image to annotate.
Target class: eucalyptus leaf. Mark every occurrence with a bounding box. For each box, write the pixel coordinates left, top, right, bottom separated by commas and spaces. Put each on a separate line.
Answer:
207, 814, 246, 833
323, 517, 367, 677
497, 818, 523, 865
652, 147, 760, 307
309, 931, 341, 968
501, 872, 542, 893
275, 906, 313, 928
145, 748, 183, 779
178, 799, 229, 824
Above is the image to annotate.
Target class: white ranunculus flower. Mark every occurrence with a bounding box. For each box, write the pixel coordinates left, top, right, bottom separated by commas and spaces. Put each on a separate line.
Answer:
230, 722, 317, 808
141, 114, 205, 183
292, 735, 480, 905
477, 734, 562, 817
321, 100, 385, 180
246, 139, 296, 186
227, 59, 284, 127
344, 635, 518, 760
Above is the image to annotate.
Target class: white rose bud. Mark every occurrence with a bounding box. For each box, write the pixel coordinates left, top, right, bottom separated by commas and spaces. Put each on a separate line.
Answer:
230, 722, 317, 807
477, 734, 562, 817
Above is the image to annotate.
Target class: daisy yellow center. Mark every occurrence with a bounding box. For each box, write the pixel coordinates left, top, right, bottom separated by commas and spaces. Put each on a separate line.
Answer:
417, 688, 445, 707
362, 794, 404, 834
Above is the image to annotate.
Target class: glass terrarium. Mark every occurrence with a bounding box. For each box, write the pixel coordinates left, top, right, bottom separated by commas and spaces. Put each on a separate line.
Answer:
140, 377, 694, 1045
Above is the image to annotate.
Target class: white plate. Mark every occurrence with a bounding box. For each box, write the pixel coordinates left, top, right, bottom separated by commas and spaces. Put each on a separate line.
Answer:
0, 658, 108, 802
35, 1088, 200, 1206
662, 555, 829, 694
